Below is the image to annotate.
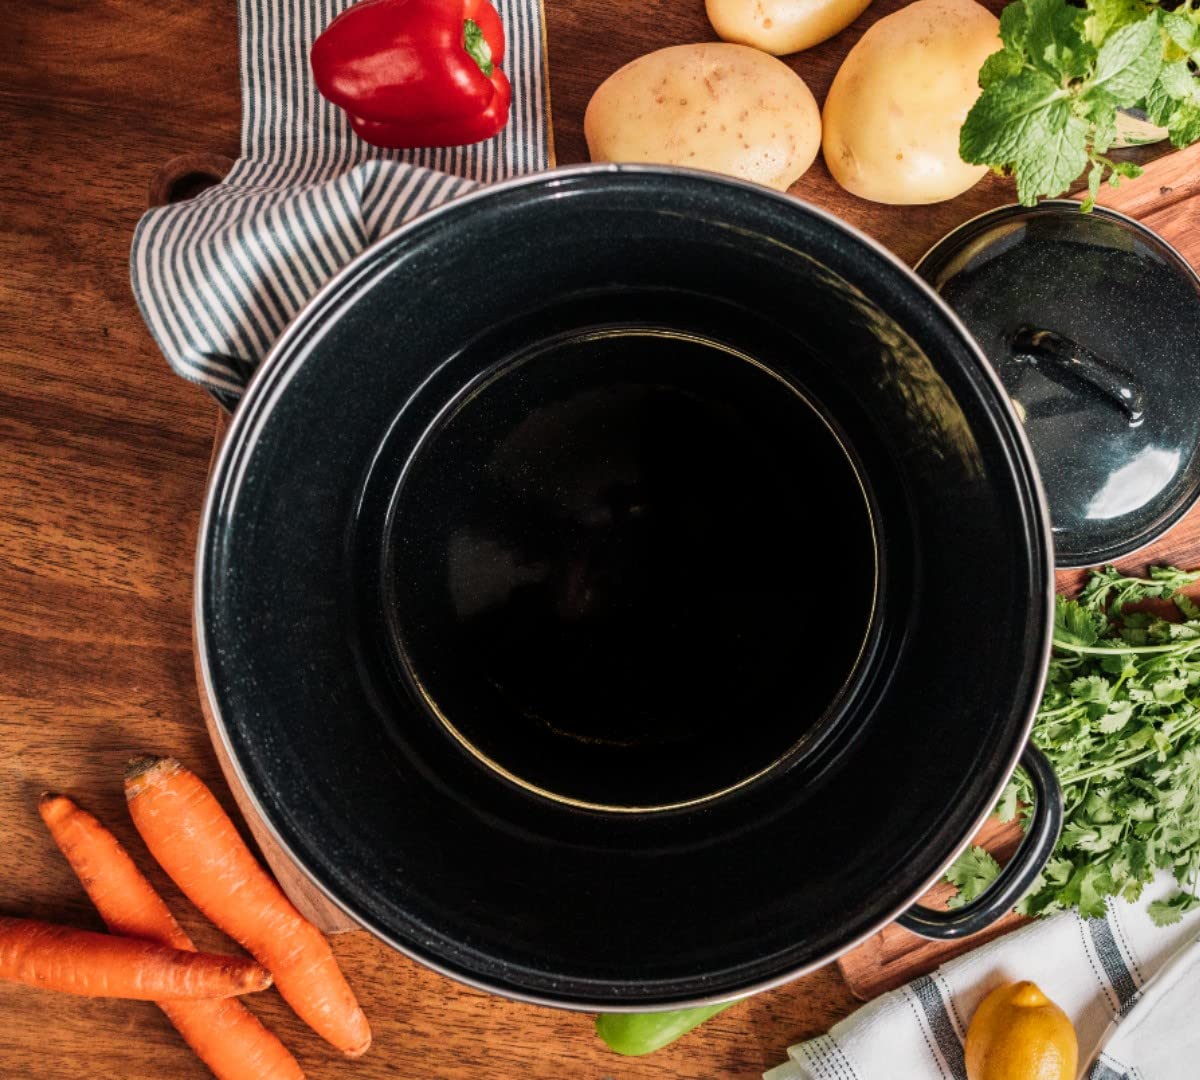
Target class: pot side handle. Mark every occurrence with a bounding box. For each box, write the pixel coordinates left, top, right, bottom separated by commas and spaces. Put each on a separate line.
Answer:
896, 744, 1063, 941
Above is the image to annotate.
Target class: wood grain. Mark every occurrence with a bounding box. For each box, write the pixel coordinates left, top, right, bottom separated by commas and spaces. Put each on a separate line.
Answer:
0, 0, 1194, 1076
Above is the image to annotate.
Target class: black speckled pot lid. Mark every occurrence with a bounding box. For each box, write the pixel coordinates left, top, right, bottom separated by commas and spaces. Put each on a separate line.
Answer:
918, 201, 1200, 568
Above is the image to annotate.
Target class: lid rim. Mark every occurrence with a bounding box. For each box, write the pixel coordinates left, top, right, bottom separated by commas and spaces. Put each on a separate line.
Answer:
919, 199, 1200, 568
915, 199, 1200, 290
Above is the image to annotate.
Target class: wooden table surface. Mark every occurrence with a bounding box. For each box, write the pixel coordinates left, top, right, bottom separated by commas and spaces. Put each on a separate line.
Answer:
1, 0, 1193, 1076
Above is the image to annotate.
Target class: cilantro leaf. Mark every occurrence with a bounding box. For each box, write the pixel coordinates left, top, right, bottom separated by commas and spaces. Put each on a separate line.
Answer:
1080, 565, 1199, 613
1176, 593, 1200, 620
945, 846, 1002, 908
947, 566, 1200, 925
1098, 700, 1134, 732
1148, 891, 1200, 926
997, 778, 1021, 823
1055, 597, 1106, 646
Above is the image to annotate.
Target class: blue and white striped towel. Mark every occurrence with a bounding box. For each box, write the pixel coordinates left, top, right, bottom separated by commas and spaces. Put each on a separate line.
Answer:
130, 0, 551, 401
766, 873, 1200, 1080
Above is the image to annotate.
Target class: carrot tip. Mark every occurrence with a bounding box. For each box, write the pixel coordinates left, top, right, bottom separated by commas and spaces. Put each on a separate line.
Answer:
124, 755, 162, 781
345, 1035, 372, 1058
37, 793, 69, 823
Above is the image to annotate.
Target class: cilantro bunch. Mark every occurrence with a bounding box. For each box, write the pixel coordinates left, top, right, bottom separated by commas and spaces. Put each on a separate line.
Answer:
960, 0, 1200, 208
947, 566, 1200, 927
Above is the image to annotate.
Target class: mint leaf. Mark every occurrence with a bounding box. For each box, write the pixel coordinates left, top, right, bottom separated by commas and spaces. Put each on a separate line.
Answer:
1169, 100, 1200, 146
1000, 0, 1032, 51
1090, 15, 1163, 103
1110, 157, 1143, 183
1016, 111, 1090, 204
1146, 73, 1181, 126
1025, 0, 1094, 78
961, 0, 1200, 205
1163, 9, 1200, 57
1087, 0, 1149, 45
1081, 160, 1103, 212
1085, 89, 1120, 153
961, 69, 1071, 163
980, 48, 1026, 88
1159, 57, 1199, 100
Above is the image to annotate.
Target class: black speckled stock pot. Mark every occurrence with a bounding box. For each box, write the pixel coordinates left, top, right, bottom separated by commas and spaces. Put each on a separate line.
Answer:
196, 166, 1061, 1011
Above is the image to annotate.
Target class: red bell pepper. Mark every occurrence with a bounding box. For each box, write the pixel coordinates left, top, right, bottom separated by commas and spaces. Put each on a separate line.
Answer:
311, 0, 511, 149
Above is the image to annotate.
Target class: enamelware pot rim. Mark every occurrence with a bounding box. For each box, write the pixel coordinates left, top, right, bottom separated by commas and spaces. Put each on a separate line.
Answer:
194, 163, 1056, 1011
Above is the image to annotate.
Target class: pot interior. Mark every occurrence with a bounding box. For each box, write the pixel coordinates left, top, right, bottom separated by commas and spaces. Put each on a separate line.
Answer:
379, 318, 878, 812
199, 168, 1051, 1008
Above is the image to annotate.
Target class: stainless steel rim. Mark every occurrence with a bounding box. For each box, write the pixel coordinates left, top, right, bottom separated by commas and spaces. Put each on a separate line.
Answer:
194, 163, 1057, 1012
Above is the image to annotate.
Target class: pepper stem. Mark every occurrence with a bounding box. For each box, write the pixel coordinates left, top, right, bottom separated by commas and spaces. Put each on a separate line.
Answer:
463, 18, 494, 77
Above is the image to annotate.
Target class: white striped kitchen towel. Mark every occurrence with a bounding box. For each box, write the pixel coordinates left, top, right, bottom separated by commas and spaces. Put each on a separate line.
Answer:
130, 0, 551, 401
765, 874, 1200, 1080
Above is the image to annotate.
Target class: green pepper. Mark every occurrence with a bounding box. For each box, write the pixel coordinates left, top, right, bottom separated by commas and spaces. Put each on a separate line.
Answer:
595, 1002, 736, 1056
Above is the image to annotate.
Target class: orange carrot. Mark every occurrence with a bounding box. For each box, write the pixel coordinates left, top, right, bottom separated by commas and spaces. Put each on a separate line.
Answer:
125, 757, 371, 1057
0, 916, 271, 1000
39, 793, 305, 1080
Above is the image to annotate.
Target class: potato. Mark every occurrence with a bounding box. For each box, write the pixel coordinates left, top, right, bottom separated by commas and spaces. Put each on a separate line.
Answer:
821, 0, 999, 205
584, 44, 821, 192
706, 0, 875, 56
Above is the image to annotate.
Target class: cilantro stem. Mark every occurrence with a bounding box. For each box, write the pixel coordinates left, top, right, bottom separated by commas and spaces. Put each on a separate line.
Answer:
1039, 701, 1086, 718
1056, 712, 1200, 785
1059, 749, 1157, 785
1053, 638, 1200, 656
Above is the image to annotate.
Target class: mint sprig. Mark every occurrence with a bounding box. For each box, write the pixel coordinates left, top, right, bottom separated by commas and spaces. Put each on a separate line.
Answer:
961, 0, 1200, 208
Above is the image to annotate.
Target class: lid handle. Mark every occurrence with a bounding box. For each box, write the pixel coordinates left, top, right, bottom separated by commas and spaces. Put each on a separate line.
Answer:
1011, 327, 1145, 425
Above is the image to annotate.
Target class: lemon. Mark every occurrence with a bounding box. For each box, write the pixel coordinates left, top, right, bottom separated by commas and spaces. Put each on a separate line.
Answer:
965, 981, 1078, 1080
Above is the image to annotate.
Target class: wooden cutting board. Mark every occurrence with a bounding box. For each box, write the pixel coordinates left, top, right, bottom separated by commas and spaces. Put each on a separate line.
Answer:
195, 144, 1200, 956
11, 0, 1200, 1073
835, 142, 1200, 999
